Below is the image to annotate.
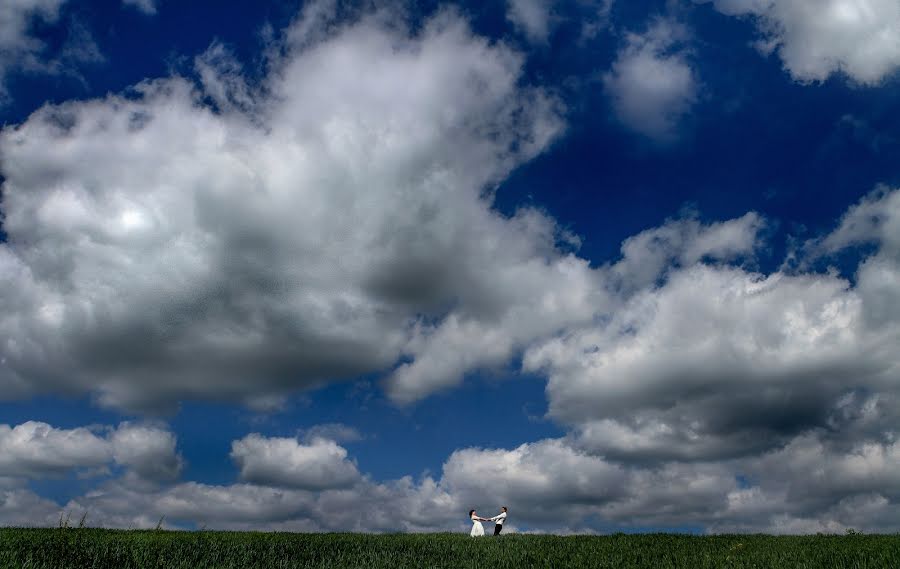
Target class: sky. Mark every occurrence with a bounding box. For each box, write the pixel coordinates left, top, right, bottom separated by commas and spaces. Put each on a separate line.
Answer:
1, 0, 899, 534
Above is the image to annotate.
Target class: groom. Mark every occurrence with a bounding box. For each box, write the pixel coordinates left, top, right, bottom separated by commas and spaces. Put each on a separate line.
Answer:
489, 507, 508, 535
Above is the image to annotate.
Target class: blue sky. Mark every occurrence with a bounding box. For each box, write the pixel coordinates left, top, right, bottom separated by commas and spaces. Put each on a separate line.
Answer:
1, 0, 900, 534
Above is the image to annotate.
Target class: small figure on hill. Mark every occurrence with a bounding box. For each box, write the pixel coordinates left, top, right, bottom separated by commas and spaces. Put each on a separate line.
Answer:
489, 507, 507, 535
469, 509, 487, 537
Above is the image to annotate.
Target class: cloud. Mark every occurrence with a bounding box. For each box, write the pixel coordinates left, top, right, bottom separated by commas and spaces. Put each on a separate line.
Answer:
110, 423, 183, 482
442, 438, 628, 521
706, 0, 900, 85
0, 487, 60, 527
404, 188, 896, 471
10, 402, 900, 533
0, 421, 181, 481
528, 265, 873, 457
438, 428, 900, 533
193, 42, 253, 113
6, 188, 900, 533
609, 211, 764, 293
816, 186, 900, 255
122, 0, 157, 15
519, 187, 900, 469
49, 430, 900, 533
301, 423, 363, 443
0, 1, 104, 100
230, 433, 361, 490
0, 421, 110, 478
386, 245, 603, 403
0, 3, 567, 412
49, 424, 458, 532
711, 432, 900, 533
812, 186, 900, 349
603, 17, 698, 141
58, 473, 459, 532
0, 0, 67, 96
506, 0, 555, 44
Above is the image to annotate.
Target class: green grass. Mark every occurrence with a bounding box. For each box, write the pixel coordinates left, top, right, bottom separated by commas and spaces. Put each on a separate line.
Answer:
2, 529, 899, 568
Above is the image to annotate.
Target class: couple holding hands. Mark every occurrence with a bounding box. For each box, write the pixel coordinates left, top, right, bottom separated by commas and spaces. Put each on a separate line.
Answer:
468, 507, 507, 536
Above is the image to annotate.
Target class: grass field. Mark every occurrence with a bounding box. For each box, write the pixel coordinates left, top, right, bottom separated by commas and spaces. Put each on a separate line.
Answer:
2, 529, 900, 568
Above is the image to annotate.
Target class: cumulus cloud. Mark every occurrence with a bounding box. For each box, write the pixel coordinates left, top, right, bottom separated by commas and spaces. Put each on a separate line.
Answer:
387, 246, 603, 403
528, 265, 876, 457
10, 394, 900, 533
49, 429, 900, 533
603, 17, 698, 141
59, 473, 458, 532
6, 183, 900, 533
230, 433, 361, 490
2, 0, 900, 529
0, 487, 60, 527
710, 431, 900, 533
439, 429, 900, 533
0, 421, 181, 481
0, 2, 572, 412
0, 421, 110, 478
506, 0, 555, 44
442, 438, 628, 522
814, 188, 900, 332
502, 188, 897, 531
38, 424, 457, 532
522, 188, 900, 466
706, 0, 900, 85
609, 211, 764, 294
110, 423, 183, 481
816, 185, 900, 255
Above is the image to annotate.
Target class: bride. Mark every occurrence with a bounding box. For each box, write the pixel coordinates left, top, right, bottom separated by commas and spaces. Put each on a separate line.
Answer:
469, 509, 487, 537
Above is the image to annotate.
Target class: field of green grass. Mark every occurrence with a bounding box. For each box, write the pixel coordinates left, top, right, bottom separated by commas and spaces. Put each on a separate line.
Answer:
2, 529, 899, 568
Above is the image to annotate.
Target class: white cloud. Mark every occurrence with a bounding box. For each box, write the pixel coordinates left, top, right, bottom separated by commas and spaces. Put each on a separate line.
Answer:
519, 187, 900, 468
710, 432, 900, 533
5, 403, 900, 533
0, 3, 569, 412
110, 423, 183, 481
387, 248, 603, 403
193, 42, 253, 112
230, 434, 361, 490
816, 185, 900, 255
122, 0, 157, 15
439, 429, 900, 532
707, 0, 900, 85
6, 188, 900, 533
0, 0, 103, 100
58, 473, 459, 532
528, 265, 870, 440
609, 211, 764, 293
5, 182, 900, 534
301, 423, 363, 443
41, 423, 458, 531
23, 427, 897, 533
3, 11, 900, 528
0, 421, 111, 478
442, 438, 628, 522
0, 421, 181, 482
0, 487, 60, 527
0, 0, 67, 97
603, 17, 698, 141
506, 0, 555, 44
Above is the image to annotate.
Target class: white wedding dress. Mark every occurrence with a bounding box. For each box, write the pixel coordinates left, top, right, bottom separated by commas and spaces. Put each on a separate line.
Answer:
470, 515, 485, 537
